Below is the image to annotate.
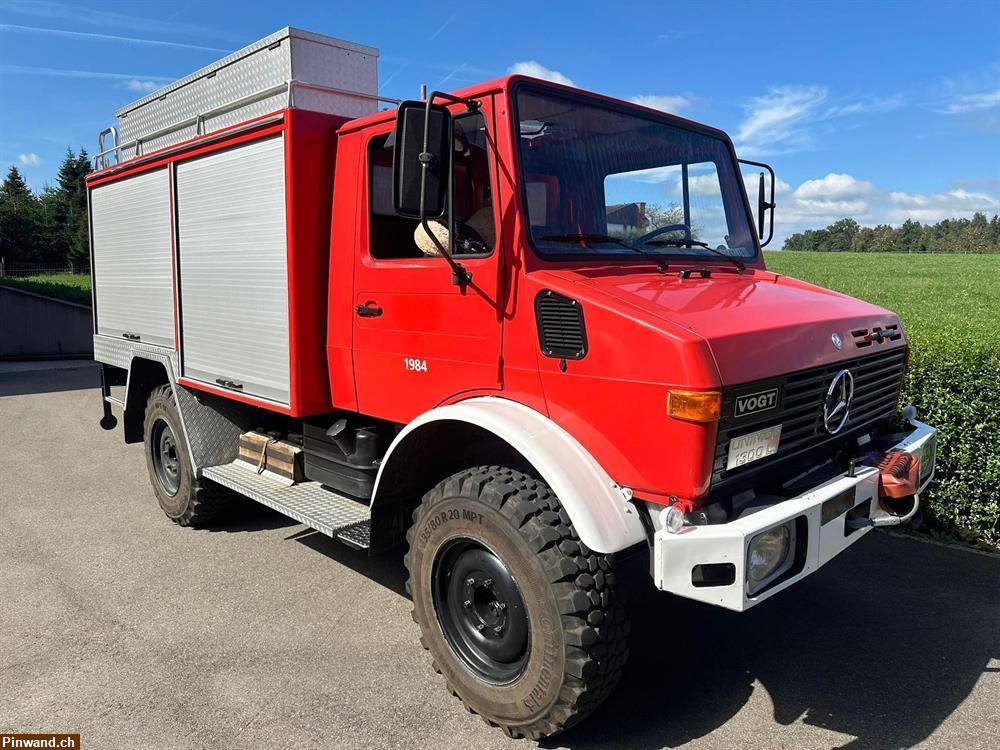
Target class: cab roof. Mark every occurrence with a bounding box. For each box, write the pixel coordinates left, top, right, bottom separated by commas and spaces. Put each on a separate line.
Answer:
337, 75, 734, 144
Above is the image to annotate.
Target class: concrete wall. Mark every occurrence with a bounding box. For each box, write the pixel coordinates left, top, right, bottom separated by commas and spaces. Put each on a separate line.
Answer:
0, 286, 94, 359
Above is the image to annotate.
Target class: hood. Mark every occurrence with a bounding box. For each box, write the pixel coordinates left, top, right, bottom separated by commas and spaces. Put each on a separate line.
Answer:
547, 266, 905, 384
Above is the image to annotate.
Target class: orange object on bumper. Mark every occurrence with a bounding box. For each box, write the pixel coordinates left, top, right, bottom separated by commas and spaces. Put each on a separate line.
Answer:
877, 451, 921, 499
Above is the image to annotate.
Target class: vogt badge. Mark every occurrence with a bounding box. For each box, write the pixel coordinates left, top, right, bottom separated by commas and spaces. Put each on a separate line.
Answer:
734, 388, 779, 418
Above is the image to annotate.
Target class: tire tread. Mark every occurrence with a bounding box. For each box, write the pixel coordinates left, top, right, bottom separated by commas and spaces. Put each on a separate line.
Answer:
404, 465, 628, 740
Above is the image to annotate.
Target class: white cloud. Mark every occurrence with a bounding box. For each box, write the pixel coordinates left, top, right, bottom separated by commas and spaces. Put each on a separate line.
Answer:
736, 85, 903, 156
0, 23, 229, 53
629, 94, 691, 114
736, 85, 827, 153
772, 172, 1000, 246
17, 152, 41, 166
1, 64, 171, 84
824, 95, 904, 117
2, 0, 244, 42
794, 173, 876, 201
508, 61, 575, 87
940, 89, 1000, 114
125, 78, 159, 93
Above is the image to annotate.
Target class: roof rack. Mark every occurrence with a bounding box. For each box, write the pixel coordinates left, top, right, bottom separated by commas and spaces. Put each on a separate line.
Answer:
94, 79, 399, 169
93, 27, 396, 169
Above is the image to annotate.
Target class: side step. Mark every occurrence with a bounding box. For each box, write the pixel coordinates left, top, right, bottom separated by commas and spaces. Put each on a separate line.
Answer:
202, 461, 371, 549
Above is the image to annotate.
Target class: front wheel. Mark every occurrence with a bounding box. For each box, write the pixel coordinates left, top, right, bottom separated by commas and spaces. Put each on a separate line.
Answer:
405, 466, 629, 739
143, 384, 228, 526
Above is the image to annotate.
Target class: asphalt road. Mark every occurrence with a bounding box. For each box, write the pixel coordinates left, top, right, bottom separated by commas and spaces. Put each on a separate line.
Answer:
1, 363, 998, 750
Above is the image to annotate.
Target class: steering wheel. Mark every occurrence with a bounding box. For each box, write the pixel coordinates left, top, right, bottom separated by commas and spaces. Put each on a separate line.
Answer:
636, 223, 690, 245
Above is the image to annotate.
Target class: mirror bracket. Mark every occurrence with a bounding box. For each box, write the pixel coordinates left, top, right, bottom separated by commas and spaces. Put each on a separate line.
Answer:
739, 158, 776, 247
417, 90, 480, 289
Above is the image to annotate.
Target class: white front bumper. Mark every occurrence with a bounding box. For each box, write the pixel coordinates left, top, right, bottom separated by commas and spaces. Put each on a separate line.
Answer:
653, 419, 937, 611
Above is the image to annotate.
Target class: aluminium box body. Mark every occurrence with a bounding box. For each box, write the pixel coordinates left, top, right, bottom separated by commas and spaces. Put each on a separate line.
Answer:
90, 28, 377, 416
115, 27, 378, 157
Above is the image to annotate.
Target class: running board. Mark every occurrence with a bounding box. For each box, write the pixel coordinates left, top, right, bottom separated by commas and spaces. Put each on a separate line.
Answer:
202, 461, 371, 549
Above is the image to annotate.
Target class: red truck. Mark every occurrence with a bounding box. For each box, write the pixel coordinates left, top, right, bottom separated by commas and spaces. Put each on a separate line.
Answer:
88, 28, 938, 739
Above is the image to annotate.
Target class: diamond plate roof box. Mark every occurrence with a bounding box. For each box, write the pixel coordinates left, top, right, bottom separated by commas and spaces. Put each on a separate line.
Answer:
114, 27, 379, 158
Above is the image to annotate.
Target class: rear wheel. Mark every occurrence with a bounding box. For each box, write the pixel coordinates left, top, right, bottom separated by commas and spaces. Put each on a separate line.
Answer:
405, 466, 629, 739
143, 384, 228, 526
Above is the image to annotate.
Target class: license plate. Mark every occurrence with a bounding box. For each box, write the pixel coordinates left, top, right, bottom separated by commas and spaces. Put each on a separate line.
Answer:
727, 424, 782, 470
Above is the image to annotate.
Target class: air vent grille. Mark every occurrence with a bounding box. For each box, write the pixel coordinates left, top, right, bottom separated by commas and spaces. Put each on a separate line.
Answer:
535, 290, 587, 359
852, 324, 902, 348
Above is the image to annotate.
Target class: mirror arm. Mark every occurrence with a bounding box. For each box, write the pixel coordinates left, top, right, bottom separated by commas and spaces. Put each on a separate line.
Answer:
419, 91, 476, 287
739, 158, 776, 247
426, 90, 481, 112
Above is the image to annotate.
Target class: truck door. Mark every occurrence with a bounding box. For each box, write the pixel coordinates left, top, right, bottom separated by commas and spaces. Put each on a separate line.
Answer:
352, 98, 503, 423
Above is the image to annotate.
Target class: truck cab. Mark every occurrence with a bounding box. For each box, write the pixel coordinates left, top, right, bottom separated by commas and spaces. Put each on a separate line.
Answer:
87, 29, 937, 741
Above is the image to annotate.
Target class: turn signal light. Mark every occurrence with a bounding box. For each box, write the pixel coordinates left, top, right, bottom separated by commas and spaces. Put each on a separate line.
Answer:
667, 390, 722, 422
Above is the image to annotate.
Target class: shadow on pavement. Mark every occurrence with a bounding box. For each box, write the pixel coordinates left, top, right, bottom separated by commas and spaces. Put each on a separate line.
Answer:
292, 525, 999, 749
291, 529, 410, 598
0, 361, 99, 397
203, 497, 301, 534
551, 533, 1000, 750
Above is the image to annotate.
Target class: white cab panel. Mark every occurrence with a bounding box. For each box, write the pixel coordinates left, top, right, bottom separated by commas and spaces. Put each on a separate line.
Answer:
176, 135, 290, 405
91, 168, 174, 348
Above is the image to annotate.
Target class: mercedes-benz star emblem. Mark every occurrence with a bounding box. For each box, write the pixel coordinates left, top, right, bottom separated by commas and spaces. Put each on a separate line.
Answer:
823, 369, 854, 434
831, 332, 843, 350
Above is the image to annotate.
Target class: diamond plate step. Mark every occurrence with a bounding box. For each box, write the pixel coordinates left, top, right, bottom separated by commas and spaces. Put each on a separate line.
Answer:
336, 521, 371, 550
203, 461, 370, 545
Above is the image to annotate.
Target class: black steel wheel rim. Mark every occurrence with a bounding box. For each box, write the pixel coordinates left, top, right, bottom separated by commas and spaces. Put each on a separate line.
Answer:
432, 538, 530, 685
151, 418, 181, 496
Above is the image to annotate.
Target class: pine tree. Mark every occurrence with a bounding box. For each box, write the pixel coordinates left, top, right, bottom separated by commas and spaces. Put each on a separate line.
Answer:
0, 165, 39, 265
34, 185, 68, 264
55, 148, 92, 269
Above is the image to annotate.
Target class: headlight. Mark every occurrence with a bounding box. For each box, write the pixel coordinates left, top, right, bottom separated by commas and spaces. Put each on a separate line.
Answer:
914, 436, 937, 485
747, 522, 795, 594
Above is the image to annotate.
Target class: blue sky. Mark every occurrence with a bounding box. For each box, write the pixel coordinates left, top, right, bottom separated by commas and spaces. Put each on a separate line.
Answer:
1, 0, 998, 245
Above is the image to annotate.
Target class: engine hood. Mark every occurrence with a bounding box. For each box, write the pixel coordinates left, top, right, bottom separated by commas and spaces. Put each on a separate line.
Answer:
545, 265, 905, 385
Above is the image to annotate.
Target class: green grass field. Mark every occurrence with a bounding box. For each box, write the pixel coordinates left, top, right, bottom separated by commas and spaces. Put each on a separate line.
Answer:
0, 273, 92, 306
764, 251, 1000, 359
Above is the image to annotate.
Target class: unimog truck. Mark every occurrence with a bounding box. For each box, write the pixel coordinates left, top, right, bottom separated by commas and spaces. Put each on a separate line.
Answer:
87, 28, 937, 739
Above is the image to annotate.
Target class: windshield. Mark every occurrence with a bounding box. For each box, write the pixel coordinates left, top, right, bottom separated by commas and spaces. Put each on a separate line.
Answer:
515, 87, 758, 262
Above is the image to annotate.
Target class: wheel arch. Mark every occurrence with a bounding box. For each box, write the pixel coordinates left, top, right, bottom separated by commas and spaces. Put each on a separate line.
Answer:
123, 356, 171, 443
372, 397, 647, 554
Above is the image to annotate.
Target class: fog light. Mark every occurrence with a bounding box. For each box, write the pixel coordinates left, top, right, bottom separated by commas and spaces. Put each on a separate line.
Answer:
747, 522, 794, 594
660, 506, 686, 534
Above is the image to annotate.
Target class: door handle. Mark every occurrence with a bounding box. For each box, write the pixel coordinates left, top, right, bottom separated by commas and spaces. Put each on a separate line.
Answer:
355, 302, 383, 318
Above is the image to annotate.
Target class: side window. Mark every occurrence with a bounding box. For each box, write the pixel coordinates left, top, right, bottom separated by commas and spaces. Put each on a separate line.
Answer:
369, 133, 421, 260
368, 111, 495, 260
450, 113, 495, 256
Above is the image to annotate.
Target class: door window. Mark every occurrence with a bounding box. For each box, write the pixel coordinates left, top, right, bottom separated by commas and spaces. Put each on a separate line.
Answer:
369, 111, 495, 260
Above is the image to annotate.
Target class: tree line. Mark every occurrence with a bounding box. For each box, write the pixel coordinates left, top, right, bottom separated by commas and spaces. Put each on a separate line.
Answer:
0, 150, 91, 270
782, 215, 1000, 253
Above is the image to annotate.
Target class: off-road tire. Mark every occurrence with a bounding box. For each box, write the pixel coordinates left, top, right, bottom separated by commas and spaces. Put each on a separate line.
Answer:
405, 466, 629, 739
143, 384, 228, 526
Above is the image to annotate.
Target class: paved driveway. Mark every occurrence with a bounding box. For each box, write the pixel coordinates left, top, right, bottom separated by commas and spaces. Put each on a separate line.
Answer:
1, 363, 998, 749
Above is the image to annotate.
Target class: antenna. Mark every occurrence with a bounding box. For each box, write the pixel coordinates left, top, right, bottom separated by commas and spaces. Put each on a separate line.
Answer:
420, 83, 427, 101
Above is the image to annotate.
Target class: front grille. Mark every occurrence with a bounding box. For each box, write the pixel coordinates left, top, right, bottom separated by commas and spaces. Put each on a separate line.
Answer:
712, 347, 906, 487
852, 323, 902, 348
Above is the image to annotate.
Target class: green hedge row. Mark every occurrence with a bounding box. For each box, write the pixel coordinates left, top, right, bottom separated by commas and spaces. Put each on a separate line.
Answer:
902, 352, 1000, 542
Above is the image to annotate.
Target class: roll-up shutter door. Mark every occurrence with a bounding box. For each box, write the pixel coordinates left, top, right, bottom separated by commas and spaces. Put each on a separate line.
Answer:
176, 135, 290, 405
91, 168, 174, 347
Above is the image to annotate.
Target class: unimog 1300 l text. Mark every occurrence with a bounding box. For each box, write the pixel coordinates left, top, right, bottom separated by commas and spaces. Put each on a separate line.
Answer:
87, 28, 937, 739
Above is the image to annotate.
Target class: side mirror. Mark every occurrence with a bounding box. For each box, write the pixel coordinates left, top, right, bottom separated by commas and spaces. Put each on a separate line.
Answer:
393, 100, 453, 219
739, 158, 776, 247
